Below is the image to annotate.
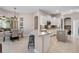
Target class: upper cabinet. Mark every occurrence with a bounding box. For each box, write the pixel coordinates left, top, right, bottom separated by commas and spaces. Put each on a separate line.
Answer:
40, 15, 51, 25
33, 10, 62, 35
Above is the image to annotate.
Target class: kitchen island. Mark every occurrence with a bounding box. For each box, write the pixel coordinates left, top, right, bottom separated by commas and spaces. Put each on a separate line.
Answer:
34, 31, 56, 53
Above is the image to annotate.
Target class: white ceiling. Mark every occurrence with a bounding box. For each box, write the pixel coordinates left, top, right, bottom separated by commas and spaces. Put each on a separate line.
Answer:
0, 6, 79, 14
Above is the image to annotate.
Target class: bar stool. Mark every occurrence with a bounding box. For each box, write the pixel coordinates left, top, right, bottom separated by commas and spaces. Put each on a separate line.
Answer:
28, 35, 35, 49
0, 43, 2, 53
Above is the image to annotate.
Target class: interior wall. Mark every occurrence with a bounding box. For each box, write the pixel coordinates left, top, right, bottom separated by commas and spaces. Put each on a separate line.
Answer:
18, 13, 34, 36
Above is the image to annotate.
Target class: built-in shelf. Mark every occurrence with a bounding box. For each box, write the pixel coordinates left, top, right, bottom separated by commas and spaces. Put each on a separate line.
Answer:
64, 25, 71, 29
64, 17, 71, 35
19, 17, 24, 37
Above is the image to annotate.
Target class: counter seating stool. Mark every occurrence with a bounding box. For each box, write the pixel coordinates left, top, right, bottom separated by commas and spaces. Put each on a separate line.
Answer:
0, 43, 2, 53
28, 35, 35, 49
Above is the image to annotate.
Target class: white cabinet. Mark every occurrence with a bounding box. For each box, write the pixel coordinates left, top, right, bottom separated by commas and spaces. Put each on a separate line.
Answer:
35, 34, 51, 53
51, 17, 61, 27
40, 15, 51, 25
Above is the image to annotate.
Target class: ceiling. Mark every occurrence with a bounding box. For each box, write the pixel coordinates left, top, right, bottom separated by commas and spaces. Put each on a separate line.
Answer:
0, 6, 79, 14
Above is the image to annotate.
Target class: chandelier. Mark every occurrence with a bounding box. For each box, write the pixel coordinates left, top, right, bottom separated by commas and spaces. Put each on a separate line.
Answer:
11, 7, 17, 20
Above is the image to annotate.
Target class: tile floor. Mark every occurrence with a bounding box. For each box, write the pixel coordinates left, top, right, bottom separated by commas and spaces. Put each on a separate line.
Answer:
2, 37, 30, 53
1, 35, 79, 53
48, 36, 78, 53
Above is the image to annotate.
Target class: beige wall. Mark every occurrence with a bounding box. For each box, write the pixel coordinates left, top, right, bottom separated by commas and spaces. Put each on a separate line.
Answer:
18, 13, 34, 36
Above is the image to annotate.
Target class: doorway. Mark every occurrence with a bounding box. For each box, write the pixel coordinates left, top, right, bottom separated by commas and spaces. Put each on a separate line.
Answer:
64, 17, 72, 35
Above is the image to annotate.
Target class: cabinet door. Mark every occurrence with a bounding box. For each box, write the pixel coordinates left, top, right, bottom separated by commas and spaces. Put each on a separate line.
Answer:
76, 39, 79, 52
43, 35, 50, 52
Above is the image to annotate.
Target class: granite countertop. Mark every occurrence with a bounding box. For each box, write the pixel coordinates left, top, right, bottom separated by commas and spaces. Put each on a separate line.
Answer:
39, 31, 54, 36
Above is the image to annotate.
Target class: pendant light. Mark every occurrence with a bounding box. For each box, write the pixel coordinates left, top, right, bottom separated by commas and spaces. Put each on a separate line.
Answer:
13, 7, 17, 20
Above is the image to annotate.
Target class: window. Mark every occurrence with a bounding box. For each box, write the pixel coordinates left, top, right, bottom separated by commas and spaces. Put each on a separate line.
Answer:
0, 17, 11, 29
